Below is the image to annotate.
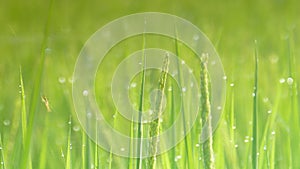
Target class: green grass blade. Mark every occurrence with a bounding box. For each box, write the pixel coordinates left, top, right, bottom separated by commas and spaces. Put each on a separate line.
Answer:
136, 33, 146, 169
174, 28, 195, 169
20, 0, 53, 168
0, 134, 6, 169
66, 117, 72, 169
252, 40, 259, 169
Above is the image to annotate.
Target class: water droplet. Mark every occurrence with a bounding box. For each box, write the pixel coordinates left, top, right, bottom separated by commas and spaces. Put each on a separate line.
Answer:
45, 48, 51, 54
58, 77, 66, 84
68, 121, 71, 125
264, 145, 267, 151
230, 83, 234, 87
1, 162, 3, 165
0, 147, 2, 150
68, 77, 74, 84
73, 125, 80, 132
267, 110, 272, 114
130, 82, 137, 88
232, 126, 236, 130
120, 147, 125, 151
252, 93, 256, 97
174, 155, 182, 162
235, 144, 238, 148
217, 106, 222, 110
182, 87, 186, 92
263, 97, 269, 103
271, 131, 276, 135
3, 119, 10, 126
287, 77, 294, 85
223, 76, 227, 80
181, 60, 185, 65
198, 157, 202, 160
257, 152, 260, 156
211, 60, 216, 65
279, 78, 285, 84
193, 34, 199, 41
244, 139, 249, 143
168, 87, 172, 91
83, 90, 89, 96
195, 144, 200, 147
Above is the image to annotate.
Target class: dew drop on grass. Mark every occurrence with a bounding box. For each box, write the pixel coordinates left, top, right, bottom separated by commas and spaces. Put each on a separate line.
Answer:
279, 78, 285, 84
91, 164, 95, 169
244, 139, 249, 143
83, 90, 89, 96
287, 77, 294, 85
130, 82, 137, 88
68, 77, 74, 84
252, 93, 256, 97
195, 143, 200, 147
271, 131, 276, 135
168, 87, 172, 92
223, 76, 227, 80
232, 126, 236, 130
120, 147, 125, 151
217, 106, 222, 110
1, 162, 3, 165
230, 83, 234, 87
58, 77, 66, 84
3, 119, 10, 126
267, 110, 272, 114
263, 97, 269, 103
0, 147, 2, 150
73, 125, 80, 132
182, 87, 186, 92
264, 145, 267, 151
181, 60, 185, 65
193, 34, 199, 41
235, 144, 238, 148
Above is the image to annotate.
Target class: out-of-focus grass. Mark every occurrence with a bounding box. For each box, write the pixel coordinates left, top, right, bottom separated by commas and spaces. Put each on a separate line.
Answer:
0, 0, 300, 168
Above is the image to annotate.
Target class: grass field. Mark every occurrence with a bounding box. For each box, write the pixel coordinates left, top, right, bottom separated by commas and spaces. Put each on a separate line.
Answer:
0, 0, 299, 168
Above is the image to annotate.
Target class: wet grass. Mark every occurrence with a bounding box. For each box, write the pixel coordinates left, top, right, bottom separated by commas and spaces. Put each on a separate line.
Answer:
1, 0, 300, 168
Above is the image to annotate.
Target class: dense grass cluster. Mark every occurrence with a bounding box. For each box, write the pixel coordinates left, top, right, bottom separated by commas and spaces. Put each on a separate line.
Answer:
0, 0, 300, 168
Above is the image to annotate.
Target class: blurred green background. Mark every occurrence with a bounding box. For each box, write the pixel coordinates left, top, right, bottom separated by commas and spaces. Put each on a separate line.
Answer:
0, 0, 299, 168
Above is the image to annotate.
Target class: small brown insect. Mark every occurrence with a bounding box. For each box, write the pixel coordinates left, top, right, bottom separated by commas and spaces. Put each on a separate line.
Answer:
41, 95, 51, 112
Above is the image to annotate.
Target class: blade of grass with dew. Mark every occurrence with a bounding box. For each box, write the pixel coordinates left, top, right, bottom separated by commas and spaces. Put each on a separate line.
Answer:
0, 133, 6, 169
20, 0, 53, 168
287, 34, 300, 168
147, 54, 169, 169
252, 40, 259, 169
174, 29, 195, 169
66, 117, 72, 169
258, 84, 282, 169
200, 53, 215, 169
81, 131, 87, 169
136, 32, 146, 169
19, 67, 32, 169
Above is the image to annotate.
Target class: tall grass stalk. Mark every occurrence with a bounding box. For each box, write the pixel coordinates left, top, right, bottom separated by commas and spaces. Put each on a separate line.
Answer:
136, 33, 146, 169
200, 53, 215, 169
20, 0, 53, 168
252, 41, 259, 169
147, 54, 169, 169
174, 30, 194, 169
